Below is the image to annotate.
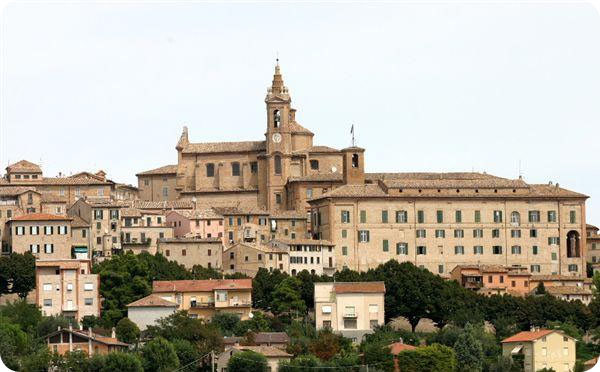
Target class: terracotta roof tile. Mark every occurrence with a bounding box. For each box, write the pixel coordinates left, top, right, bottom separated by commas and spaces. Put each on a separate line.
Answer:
40, 193, 67, 203
183, 141, 266, 154
132, 200, 195, 210
136, 165, 178, 176
501, 329, 557, 343
127, 294, 178, 307
389, 342, 417, 355
289, 122, 314, 135
287, 173, 343, 182
170, 209, 223, 220
159, 237, 222, 244
543, 286, 592, 295
292, 145, 339, 155
253, 332, 290, 344
232, 345, 292, 357
0, 186, 38, 196
270, 238, 333, 246
70, 215, 90, 228
153, 279, 252, 293
40, 177, 112, 186
333, 282, 386, 294
530, 275, 587, 282
121, 208, 143, 218
11, 213, 72, 221
6, 160, 42, 173
269, 210, 308, 220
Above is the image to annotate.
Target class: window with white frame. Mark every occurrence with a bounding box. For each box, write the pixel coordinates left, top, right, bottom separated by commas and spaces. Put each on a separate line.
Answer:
369, 304, 378, 313
358, 230, 370, 243
43, 283, 52, 291
84, 283, 94, 291
15, 226, 25, 235
44, 226, 53, 235
322, 305, 332, 314
30, 244, 39, 254
44, 244, 54, 254
30, 226, 39, 235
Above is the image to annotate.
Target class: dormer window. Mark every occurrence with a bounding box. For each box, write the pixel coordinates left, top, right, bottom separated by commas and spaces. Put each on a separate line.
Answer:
352, 154, 359, 168
273, 109, 281, 128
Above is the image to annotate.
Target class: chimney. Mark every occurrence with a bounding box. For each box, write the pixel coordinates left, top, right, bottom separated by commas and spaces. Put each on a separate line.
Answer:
111, 327, 116, 339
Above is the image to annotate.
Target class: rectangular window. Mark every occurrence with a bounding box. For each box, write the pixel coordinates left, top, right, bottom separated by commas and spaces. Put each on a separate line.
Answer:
438, 265, 444, 274
511, 245, 522, 254
43, 283, 52, 291
396, 211, 408, 223
15, 226, 25, 235
231, 162, 240, 176
568, 264, 578, 272
454, 229, 464, 238
360, 210, 367, 223
493, 210, 503, 223
341, 230, 347, 238
530, 229, 538, 238
162, 187, 168, 197
417, 210, 424, 224
84, 298, 93, 306
396, 243, 408, 255
493, 246, 503, 255
548, 210, 557, 223
548, 237, 559, 245
381, 210, 388, 223
30, 226, 39, 235
44, 244, 54, 254
84, 283, 94, 291
416, 229, 426, 238
492, 229, 500, 238
417, 246, 427, 255
474, 210, 481, 223
306, 188, 313, 199
454, 246, 464, 255
344, 319, 357, 329
455, 210, 462, 223
382, 239, 389, 252
435, 229, 445, 238
342, 246, 348, 256
473, 229, 483, 238
341, 211, 351, 223
43, 299, 52, 307
94, 209, 103, 220
511, 229, 521, 238
275, 193, 282, 204
436, 210, 443, 223
358, 230, 370, 243
532, 246, 539, 255
322, 305, 332, 314
473, 245, 483, 255
250, 162, 258, 174
528, 211, 540, 223
30, 244, 39, 254
552, 252, 558, 261
570, 211, 576, 224
531, 264, 541, 273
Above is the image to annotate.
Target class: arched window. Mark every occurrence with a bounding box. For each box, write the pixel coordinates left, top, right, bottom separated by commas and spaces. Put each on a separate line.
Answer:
510, 211, 520, 225
352, 154, 359, 168
567, 230, 580, 257
206, 163, 215, 177
291, 269, 297, 276
231, 162, 240, 176
274, 155, 282, 175
310, 160, 319, 170
273, 109, 281, 128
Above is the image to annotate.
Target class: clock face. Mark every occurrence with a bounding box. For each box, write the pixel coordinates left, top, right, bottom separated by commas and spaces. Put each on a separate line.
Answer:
272, 133, 282, 143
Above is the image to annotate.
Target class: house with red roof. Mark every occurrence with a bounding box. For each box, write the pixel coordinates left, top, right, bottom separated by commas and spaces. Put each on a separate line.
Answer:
501, 328, 576, 372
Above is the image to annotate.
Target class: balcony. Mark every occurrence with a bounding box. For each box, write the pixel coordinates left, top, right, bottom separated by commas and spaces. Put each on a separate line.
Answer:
343, 311, 357, 318
216, 299, 252, 308
190, 301, 215, 308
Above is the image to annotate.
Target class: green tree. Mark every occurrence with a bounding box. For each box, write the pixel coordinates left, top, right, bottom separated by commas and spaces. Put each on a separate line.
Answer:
0, 317, 32, 370
227, 350, 268, 372
487, 356, 522, 372
212, 312, 241, 336
271, 276, 306, 316
453, 323, 483, 372
0, 299, 42, 335
234, 311, 271, 336
81, 315, 100, 330
536, 282, 547, 295
172, 339, 201, 372
308, 328, 352, 361
252, 268, 287, 310
279, 354, 322, 372
116, 317, 140, 344
0, 252, 36, 298
19, 347, 53, 372
395, 343, 457, 372
141, 336, 180, 372
63, 350, 90, 372
101, 352, 143, 372
36, 315, 76, 338
362, 340, 394, 372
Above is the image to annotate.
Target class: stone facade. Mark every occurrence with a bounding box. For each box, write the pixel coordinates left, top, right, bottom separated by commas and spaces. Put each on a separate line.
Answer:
586, 224, 600, 265
120, 208, 173, 255
157, 237, 222, 269
6, 213, 75, 259
68, 198, 122, 258
136, 165, 177, 202
36, 259, 100, 320
166, 209, 224, 241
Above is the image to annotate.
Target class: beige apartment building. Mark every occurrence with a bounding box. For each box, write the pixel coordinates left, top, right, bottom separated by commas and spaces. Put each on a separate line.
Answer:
120, 208, 173, 254
450, 265, 532, 296
5, 213, 74, 259
0, 187, 42, 248
268, 239, 336, 276
166, 209, 224, 240
586, 224, 600, 266
151, 279, 253, 320
309, 148, 587, 276
1, 160, 115, 205
314, 282, 385, 342
136, 165, 178, 202
68, 198, 122, 258
36, 259, 100, 320
502, 329, 576, 372
157, 237, 223, 269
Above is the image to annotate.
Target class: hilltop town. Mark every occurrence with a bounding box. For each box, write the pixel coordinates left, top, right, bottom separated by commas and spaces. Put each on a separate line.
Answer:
1, 63, 599, 372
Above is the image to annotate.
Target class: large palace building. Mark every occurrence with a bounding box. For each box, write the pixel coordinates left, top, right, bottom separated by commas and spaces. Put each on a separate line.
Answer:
137, 62, 588, 276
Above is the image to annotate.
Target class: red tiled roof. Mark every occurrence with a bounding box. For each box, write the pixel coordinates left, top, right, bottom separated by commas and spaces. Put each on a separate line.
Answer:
183, 141, 266, 154
136, 165, 178, 176
501, 329, 556, 343
153, 279, 252, 293
333, 282, 386, 294
127, 294, 178, 307
11, 213, 72, 221
389, 342, 417, 355
6, 160, 42, 173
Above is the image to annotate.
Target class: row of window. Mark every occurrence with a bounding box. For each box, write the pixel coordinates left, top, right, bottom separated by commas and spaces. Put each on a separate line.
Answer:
290, 256, 321, 265
93, 209, 119, 220
12, 174, 39, 180
15, 225, 68, 236
205, 162, 259, 177
42, 282, 94, 291
341, 209, 577, 224
43, 298, 94, 307
354, 229, 560, 244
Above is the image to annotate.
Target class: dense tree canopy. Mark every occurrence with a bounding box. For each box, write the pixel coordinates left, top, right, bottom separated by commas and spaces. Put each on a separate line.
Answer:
0, 252, 36, 298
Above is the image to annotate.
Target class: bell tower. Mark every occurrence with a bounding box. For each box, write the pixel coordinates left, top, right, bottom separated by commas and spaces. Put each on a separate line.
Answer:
264, 60, 292, 210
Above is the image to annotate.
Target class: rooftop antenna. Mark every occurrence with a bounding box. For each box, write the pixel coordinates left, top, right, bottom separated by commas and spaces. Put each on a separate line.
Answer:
276, 51, 279, 66
518, 160, 523, 179
350, 124, 355, 147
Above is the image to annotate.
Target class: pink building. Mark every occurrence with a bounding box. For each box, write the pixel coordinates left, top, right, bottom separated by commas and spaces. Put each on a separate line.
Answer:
166, 209, 224, 242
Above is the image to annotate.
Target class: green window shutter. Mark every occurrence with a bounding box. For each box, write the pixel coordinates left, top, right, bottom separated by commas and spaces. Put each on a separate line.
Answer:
437, 210, 443, 223
383, 240, 389, 252
382, 210, 388, 223
417, 211, 424, 223
474, 210, 481, 223
360, 210, 366, 223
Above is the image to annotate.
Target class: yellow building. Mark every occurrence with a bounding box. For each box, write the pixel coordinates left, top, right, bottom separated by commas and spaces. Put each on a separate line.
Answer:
502, 329, 576, 372
151, 279, 253, 320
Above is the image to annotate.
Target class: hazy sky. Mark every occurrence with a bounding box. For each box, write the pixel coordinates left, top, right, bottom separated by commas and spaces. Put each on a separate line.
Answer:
1, 3, 600, 222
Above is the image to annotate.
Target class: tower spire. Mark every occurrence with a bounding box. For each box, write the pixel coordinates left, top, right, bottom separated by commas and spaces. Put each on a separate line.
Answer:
271, 57, 286, 94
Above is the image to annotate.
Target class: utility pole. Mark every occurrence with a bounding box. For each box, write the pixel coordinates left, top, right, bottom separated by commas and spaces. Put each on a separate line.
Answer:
211, 350, 215, 372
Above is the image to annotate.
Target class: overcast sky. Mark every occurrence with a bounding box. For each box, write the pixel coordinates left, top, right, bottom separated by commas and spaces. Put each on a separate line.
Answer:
1, 2, 600, 222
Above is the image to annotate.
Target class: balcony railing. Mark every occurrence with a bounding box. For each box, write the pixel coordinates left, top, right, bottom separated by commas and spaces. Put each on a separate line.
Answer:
190, 301, 215, 308
216, 299, 252, 308
343, 312, 357, 318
